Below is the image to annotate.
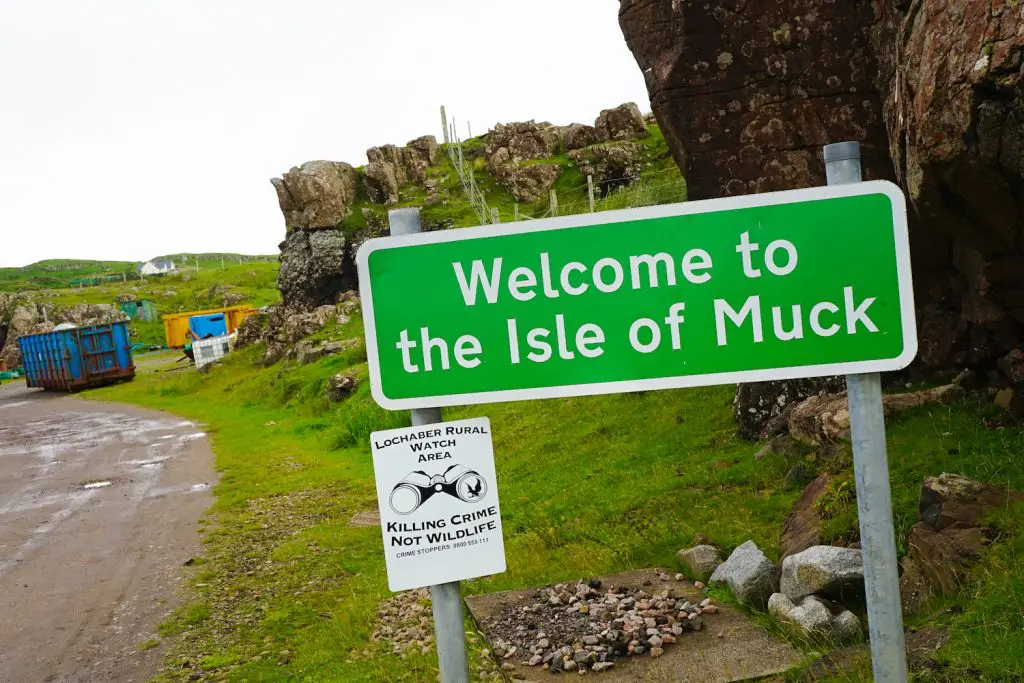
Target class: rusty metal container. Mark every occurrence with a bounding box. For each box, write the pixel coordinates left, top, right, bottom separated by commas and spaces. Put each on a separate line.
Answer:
17, 322, 135, 391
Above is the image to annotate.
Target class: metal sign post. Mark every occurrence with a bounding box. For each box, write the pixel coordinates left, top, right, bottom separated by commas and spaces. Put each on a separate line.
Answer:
388, 208, 471, 683
824, 142, 908, 682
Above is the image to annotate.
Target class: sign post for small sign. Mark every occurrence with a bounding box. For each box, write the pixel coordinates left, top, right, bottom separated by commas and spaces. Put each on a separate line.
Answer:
387, 207, 472, 683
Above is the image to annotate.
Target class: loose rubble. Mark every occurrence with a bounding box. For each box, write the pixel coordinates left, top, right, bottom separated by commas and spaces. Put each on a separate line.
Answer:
481, 579, 719, 674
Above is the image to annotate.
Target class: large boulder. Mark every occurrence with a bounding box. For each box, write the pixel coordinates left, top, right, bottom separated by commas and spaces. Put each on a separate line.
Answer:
780, 545, 864, 601
618, 0, 1024, 369
271, 161, 358, 232
900, 473, 1023, 614
709, 540, 778, 606
768, 593, 861, 641
277, 229, 352, 312
594, 102, 648, 141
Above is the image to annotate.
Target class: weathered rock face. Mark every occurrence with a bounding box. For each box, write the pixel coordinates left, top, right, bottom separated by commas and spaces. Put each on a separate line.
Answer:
870, 2, 1024, 364
899, 473, 1023, 615
326, 371, 360, 402
489, 157, 562, 203
271, 161, 358, 232
234, 309, 269, 349
618, 0, 1024, 369
262, 304, 338, 366
277, 229, 352, 312
594, 102, 648, 142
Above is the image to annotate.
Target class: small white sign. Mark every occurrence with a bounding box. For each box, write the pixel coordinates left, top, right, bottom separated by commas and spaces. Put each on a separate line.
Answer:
371, 416, 505, 591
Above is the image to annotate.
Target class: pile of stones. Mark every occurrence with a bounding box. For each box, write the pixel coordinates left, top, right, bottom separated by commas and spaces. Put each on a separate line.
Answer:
482, 576, 719, 674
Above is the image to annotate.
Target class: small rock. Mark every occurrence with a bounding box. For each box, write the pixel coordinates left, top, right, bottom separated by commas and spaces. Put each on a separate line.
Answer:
676, 544, 724, 579
528, 654, 542, 666
537, 638, 549, 649
674, 573, 684, 581
693, 581, 705, 590
650, 647, 664, 658
592, 661, 614, 672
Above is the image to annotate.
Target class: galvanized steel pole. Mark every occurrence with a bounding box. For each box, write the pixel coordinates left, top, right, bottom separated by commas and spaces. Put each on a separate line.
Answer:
388, 207, 471, 683
824, 142, 908, 683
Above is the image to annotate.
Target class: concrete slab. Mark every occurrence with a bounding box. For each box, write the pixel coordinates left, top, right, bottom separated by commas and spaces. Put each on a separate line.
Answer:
466, 568, 801, 682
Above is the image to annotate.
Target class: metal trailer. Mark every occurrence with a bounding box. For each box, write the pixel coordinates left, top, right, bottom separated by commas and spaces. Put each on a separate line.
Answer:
17, 322, 136, 391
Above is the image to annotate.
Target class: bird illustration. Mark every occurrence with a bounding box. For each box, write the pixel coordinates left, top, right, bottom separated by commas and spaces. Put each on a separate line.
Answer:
465, 478, 483, 499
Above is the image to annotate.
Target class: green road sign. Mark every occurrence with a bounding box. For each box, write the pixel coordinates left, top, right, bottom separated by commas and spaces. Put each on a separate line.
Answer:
357, 181, 916, 410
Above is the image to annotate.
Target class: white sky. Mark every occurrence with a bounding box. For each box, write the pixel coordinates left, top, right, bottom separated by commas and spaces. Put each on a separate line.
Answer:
0, 0, 650, 267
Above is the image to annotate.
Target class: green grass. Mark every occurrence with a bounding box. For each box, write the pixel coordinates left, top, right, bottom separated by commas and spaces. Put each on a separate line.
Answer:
86, 312, 1024, 682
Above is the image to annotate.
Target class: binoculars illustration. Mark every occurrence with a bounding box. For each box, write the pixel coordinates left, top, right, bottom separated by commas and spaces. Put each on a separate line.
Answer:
389, 464, 488, 515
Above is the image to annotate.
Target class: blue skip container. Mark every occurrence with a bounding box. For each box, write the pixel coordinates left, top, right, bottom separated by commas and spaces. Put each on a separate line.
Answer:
189, 312, 228, 339
17, 322, 136, 392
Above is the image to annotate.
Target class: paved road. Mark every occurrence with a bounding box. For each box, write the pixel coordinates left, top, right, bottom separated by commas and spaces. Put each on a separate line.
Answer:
0, 381, 215, 683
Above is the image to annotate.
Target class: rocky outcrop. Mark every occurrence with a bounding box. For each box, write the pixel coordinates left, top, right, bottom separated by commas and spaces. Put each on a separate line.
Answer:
568, 143, 642, 192
234, 309, 269, 349
489, 156, 562, 202
553, 123, 601, 151
276, 229, 352, 312
364, 161, 399, 205
618, 0, 1024, 369
291, 338, 359, 365
271, 161, 358, 232
485, 121, 557, 164
594, 102, 648, 141
709, 540, 778, 606
900, 473, 1023, 615
768, 593, 861, 641
262, 304, 339, 366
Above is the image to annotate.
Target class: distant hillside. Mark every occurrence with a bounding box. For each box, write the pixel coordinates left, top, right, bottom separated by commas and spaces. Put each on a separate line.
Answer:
0, 254, 276, 293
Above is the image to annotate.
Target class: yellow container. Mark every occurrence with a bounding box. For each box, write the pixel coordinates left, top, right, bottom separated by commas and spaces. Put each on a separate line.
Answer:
162, 305, 255, 348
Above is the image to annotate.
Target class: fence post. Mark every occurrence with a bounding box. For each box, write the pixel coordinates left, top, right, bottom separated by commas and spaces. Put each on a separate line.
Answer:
514, 203, 519, 222
440, 105, 449, 145
387, 207, 471, 683
824, 141, 908, 683
587, 175, 596, 213
549, 189, 559, 217
490, 207, 500, 224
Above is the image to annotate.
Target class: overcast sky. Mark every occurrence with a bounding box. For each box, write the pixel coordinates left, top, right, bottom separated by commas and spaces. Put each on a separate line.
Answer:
0, 0, 650, 267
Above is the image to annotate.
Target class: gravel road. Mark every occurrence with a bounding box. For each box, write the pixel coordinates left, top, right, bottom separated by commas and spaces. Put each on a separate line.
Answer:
0, 382, 215, 682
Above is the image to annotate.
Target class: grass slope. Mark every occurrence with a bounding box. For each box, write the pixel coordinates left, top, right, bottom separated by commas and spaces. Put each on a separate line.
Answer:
88, 315, 1024, 683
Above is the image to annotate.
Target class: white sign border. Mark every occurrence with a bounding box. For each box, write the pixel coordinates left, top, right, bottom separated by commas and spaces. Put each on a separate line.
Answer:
356, 180, 917, 411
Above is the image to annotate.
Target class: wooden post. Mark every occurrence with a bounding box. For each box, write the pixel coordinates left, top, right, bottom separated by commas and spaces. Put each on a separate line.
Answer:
549, 189, 559, 217
440, 105, 449, 145
513, 203, 519, 222
467, 121, 472, 138
587, 175, 596, 213
490, 207, 500, 224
